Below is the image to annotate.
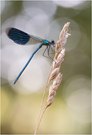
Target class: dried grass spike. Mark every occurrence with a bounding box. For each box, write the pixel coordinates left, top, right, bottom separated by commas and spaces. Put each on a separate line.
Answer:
47, 73, 62, 107
59, 22, 70, 39
48, 67, 60, 83
34, 22, 70, 135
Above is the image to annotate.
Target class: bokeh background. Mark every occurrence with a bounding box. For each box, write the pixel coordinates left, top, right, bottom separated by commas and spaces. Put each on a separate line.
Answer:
1, 0, 91, 134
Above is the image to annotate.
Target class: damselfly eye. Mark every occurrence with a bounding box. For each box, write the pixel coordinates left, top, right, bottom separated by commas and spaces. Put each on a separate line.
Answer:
51, 40, 55, 44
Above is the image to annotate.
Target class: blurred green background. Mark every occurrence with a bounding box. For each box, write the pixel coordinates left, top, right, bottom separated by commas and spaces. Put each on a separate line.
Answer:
1, 0, 91, 134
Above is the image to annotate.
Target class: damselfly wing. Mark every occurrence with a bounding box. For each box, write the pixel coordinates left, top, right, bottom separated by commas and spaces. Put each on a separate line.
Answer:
6, 27, 44, 45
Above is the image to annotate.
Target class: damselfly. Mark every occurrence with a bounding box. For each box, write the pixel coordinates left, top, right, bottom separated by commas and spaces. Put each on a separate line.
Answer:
6, 28, 55, 84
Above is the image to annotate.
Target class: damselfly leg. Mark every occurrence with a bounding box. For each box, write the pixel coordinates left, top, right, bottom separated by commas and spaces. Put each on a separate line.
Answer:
43, 45, 55, 60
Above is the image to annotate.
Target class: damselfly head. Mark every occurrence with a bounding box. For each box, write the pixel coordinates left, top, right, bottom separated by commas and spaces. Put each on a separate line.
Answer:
51, 40, 55, 45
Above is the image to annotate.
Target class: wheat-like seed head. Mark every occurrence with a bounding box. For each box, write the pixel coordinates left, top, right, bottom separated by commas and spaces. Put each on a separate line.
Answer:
34, 22, 70, 135
47, 73, 63, 107
46, 22, 70, 107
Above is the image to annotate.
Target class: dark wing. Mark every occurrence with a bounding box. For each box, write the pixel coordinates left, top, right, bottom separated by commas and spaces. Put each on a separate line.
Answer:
6, 27, 43, 45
